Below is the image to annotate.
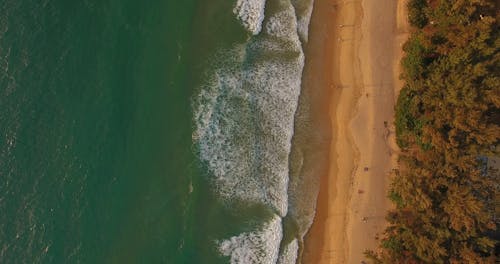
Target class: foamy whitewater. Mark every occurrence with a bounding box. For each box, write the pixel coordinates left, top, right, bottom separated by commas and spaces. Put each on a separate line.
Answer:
233, 0, 267, 35
193, 0, 315, 263
218, 215, 282, 263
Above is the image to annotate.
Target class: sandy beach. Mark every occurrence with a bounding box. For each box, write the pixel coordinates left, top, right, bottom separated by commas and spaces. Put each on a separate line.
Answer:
302, 0, 410, 263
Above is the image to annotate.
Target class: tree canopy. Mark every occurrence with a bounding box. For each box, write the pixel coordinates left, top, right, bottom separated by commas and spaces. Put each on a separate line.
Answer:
367, 0, 499, 263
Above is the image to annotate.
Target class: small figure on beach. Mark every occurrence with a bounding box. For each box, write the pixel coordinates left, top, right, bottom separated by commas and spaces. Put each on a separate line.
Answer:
362, 217, 368, 222
364, 167, 369, 172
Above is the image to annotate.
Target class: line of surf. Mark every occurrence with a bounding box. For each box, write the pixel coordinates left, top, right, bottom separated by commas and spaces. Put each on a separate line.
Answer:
192, 0, 316, 263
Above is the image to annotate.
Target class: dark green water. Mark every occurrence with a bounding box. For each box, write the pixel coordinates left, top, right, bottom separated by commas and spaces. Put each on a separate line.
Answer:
0, 0, 321, 263
0, 0, 202, 262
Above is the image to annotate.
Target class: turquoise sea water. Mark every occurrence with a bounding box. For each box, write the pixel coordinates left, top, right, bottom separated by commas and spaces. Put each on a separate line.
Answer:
1, 0, 320, 263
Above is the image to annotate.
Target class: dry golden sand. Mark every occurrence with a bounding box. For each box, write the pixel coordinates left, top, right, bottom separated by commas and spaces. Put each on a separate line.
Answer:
303, 0, 410, 263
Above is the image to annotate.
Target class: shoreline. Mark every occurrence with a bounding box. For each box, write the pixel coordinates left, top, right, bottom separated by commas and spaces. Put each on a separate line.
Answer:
302, 0, 409, 263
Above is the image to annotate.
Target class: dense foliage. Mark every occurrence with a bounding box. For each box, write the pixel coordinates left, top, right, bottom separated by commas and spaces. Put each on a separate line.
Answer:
367, 0, 499, 263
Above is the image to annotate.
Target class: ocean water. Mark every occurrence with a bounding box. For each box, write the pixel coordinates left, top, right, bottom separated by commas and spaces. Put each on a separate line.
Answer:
0, 0, 319, 263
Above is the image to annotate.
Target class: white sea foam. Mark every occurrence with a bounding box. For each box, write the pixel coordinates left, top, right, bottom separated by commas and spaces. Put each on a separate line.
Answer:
264, 5, 297, 39
218, 214, 282, 264
233, 0, 267, 35
194, 0, 317, 262
277, 239, 299, 264
193, 47, 302, 216
193, 0, 306, 217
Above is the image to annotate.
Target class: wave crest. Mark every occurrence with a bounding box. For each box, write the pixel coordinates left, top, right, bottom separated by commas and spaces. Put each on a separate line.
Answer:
233, 0, 267, 35
193, 0, 317, 263
218, 215, 282, 264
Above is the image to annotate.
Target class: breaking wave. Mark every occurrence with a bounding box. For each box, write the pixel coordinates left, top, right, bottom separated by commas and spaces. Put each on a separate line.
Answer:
233, 0, 267, 35
192, 0, 316, 263
218, 215, 282, 264
277, 239, 299, 264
